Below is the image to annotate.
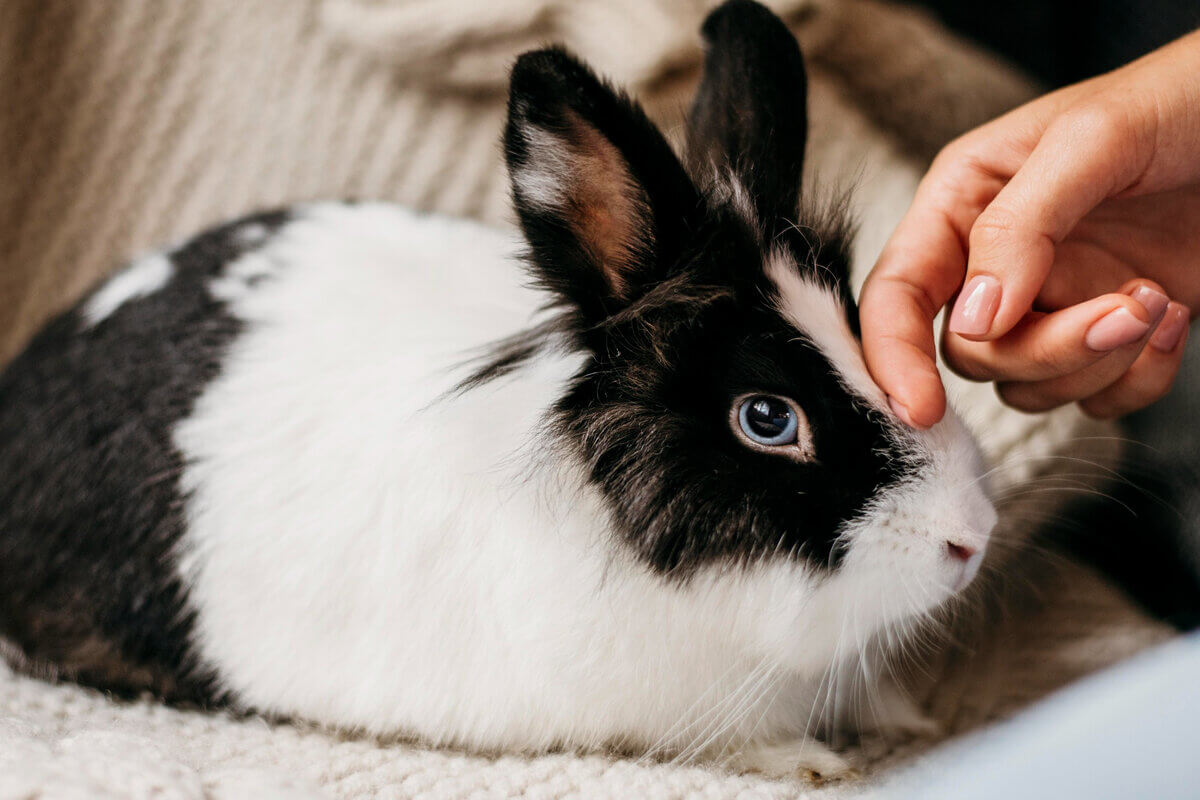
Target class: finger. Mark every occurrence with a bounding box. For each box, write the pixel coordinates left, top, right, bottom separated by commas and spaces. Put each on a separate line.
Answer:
944, 283, 1169, 383
860, 275, 947, 429
861, 222, 966, 428
948, 104, 1149, 341
1078, 303, 1190, 419
996, 286, 1170, 412
860, 155, 1008, 427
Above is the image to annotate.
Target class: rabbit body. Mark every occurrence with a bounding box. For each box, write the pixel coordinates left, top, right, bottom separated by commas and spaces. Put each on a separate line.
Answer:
0, 0, 996, 775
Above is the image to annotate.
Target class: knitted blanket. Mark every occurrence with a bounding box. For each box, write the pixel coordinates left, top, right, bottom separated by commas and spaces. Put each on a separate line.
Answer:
0, 1, 1172, 797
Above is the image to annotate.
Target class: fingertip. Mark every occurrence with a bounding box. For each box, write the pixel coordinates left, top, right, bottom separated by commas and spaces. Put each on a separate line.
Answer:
888, 396, 918, 427
860, 273, 950, 429
866, 339, 946, 429
887, 374, 946, 429
1122, 280, 1170, 323
865, 336, 947, 429
1150, 302, 1190, 353
1078, 315, 1190, 419
1083, 305, 1152, 352
909, 389, 947, 429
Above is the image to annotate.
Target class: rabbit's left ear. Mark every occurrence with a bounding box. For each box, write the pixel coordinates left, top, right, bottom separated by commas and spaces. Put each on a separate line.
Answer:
687, 0, 809, 239
505, 48, 701, 323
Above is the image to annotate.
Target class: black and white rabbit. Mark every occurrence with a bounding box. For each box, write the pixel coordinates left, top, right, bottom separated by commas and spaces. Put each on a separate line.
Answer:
0, 0, 995, 778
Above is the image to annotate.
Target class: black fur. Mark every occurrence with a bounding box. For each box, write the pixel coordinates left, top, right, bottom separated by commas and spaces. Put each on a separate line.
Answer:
0, 210, 289, 701
505, 47, 703, 322
687, 0, 809, 241
688, 0, 857, 314
501, 2, 917, 575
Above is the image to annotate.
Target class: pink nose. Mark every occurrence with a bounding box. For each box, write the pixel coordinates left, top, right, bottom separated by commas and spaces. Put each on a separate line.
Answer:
945, 541, 976, 562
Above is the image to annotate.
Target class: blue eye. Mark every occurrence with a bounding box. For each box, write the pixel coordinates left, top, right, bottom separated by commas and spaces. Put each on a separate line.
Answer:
737, 395, 799, 446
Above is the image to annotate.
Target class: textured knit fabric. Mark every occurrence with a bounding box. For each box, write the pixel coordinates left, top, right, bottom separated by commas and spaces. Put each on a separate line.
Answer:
0, 561, 1165, 800
0, 1, 1172, 797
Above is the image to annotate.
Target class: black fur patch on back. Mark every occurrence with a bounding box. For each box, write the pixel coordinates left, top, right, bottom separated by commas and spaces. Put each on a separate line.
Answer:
0, 209, 289, 702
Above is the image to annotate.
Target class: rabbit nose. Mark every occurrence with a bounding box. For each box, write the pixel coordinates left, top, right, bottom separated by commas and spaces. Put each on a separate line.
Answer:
945, 541, 976, 562
946, 540, 985, 592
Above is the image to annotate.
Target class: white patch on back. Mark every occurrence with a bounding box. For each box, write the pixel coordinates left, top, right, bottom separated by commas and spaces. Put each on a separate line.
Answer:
765, 250, 887, 408
208, 250, 282, 304
233, 222, 270, 248
83, 253, 173, 326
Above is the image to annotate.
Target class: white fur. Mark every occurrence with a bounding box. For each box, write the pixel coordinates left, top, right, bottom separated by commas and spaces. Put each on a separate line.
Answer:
174, 204, 993, 766
83, 253, 173, 326
511, 126, 572, 211
233, 222, 270, 247
766, 250, 886, 409
765, 248, 995, 603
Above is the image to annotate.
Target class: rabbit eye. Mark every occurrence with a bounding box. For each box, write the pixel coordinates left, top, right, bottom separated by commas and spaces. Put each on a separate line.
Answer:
737, 395, 799, 446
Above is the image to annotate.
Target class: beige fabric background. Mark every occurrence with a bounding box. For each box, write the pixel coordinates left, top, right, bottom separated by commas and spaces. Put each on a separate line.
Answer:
0, 1, 1172, 797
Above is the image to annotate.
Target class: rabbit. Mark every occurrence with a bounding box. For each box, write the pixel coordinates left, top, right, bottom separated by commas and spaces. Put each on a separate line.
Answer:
0, 0, 995, 780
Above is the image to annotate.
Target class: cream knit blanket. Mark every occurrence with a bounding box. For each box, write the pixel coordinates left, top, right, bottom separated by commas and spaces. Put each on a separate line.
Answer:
0, 1, 1172, 797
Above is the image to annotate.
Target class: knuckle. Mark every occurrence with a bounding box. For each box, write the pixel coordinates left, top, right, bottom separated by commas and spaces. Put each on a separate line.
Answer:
932, 135, 970, 168
928, 147, 956, 175
1057, 103, 1128, 151
968, 208, 1023, 252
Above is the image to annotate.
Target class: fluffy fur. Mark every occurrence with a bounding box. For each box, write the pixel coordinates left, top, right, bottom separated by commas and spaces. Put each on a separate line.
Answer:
0, 0, 995, 778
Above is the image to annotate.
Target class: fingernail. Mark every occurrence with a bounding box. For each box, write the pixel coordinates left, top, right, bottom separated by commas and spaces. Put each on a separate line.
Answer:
948, 275, 1002, 336
1150, 302, 1189, 352
1128, 285, 1170, 322
888, 396, 918, 428
1084, 307, 1150, 351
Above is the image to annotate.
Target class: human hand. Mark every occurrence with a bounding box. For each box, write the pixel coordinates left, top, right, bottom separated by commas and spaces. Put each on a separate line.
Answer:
860, 30, 1200, 427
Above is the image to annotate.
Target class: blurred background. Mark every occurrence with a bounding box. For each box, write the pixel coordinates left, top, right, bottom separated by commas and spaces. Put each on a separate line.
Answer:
916, 0, 1199, 86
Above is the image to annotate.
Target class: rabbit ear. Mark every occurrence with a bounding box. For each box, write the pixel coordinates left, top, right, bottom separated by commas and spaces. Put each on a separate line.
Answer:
687, 0, 808, 238
505, 48, 701, 322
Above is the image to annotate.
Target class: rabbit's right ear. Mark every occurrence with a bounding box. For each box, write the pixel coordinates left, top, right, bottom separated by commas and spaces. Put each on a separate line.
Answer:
505, 48, 701, 324
687, 0, 809, 239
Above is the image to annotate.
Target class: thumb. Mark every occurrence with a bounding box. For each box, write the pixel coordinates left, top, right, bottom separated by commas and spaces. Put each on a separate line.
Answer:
948, 106, 1147, 341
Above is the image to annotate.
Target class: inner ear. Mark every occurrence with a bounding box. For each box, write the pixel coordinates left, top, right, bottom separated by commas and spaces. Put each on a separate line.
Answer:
550, 113, 651, 297
506, 47, 700, 319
